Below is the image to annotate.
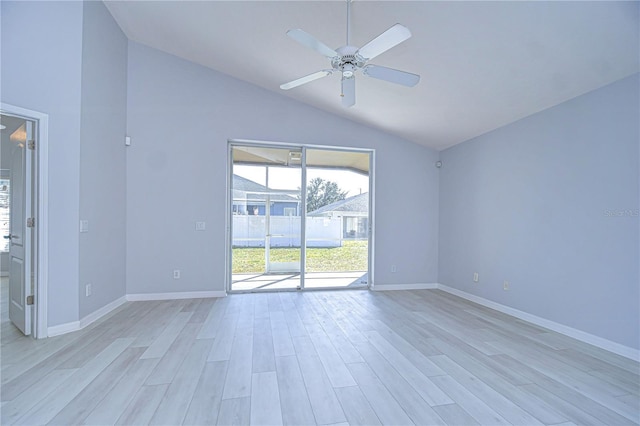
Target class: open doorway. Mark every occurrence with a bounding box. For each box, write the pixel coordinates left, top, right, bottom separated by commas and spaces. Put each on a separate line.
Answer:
1, 106, 47, 339
228, 142, 373, 292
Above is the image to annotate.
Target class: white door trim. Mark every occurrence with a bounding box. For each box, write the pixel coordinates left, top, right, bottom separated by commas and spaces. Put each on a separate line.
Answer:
1, 103, 49, 339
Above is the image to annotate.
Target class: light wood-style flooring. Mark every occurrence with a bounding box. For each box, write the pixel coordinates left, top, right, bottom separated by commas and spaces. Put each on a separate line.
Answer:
1, 288, 639, 425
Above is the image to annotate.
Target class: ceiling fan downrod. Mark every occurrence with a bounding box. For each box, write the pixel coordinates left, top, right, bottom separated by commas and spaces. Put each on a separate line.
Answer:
346, 0, 352, 47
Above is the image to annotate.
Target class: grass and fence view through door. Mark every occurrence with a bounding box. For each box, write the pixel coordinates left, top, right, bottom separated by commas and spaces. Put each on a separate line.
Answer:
230, 145, 371, 291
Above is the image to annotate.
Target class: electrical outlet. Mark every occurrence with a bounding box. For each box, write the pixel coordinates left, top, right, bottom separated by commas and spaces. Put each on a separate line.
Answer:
195, 221, 206, 231
503, 280, 509, 291
173, 269, 181, 279
391, 265, 397, 273
85, 283, 92, 297
473, 272, 479, 282
80, 220, 89, 233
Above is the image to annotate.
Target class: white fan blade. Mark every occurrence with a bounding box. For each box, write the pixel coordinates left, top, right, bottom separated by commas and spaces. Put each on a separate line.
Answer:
286, 29, 338, 58
357, 24, 411, 60
341, 77, 355, 107
363, 64, 420, 87
280, 70, 333, 90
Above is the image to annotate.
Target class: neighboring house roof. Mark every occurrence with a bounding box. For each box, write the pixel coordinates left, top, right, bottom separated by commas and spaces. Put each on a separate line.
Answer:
308, 192, 369, 216
232, 174, 299, 203
233, 174, 269, 193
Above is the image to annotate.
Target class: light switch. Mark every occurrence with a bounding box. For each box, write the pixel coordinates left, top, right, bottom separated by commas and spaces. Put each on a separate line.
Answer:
195, 221, 206, 231
80, 220, 89, 233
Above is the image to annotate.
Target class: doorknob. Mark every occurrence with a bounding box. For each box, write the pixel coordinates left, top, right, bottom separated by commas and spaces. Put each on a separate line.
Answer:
3, 234, 15, 239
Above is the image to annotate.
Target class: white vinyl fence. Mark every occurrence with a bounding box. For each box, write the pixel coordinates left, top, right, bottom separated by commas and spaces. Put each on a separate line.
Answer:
232, 216, 342, 248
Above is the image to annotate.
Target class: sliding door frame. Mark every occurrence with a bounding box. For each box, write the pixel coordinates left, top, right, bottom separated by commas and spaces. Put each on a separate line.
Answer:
226, 139, 374, 293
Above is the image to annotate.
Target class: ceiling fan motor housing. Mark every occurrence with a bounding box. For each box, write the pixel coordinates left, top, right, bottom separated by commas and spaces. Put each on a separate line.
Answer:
332, 46, 365, 78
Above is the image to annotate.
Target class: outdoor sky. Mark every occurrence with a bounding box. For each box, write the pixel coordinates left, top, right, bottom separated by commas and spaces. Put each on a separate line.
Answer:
234, 165, 369, 198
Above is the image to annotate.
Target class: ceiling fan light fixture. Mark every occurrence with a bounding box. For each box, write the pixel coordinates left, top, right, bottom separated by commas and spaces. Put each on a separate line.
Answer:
342, 64, 355, 79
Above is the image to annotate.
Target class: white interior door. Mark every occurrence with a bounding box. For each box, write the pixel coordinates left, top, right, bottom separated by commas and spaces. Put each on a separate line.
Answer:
8, 121, 32, 335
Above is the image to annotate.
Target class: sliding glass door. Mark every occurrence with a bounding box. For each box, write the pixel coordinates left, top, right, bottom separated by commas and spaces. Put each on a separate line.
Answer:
304, 149, 370, 289
230, 145, 302, 291
229, 142, 372, 292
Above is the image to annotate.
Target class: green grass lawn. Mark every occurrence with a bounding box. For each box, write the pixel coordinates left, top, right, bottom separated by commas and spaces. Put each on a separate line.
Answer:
232, 240, 368, 273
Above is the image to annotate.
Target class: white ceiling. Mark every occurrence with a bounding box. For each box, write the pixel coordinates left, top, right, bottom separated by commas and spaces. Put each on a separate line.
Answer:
104, 1, 639, 151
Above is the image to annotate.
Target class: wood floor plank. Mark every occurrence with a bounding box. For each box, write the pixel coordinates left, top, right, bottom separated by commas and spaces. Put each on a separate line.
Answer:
353, 340, 446, 425
115, 384, 168, 425
47, 347, 146, 425
432, 403, 480, 426
429, 374, 511, 425
363, 330, 452, 406
2, 332, 87, 384
183, 360, 229, 425
1, 328, 110, 401
83, 358, 160, 425
430, 354, 544, 425
139, 311, 192, 359
197, 297, 229, 339
188, 298, 217, 324
307, 331, 356, 388
149, 338, 212, 425
347, 362, 414, 425
297, 355, 347, 425
130, 301, 186, 348
275, 355, 316, 426
208, 313, 239, 362
217, 396, 251, 426
252, 317, 276, 373
334, 385, 382, 426
487, 339, 638, 421
222, 325, 254, 400
270, 311, 296, 357
1, 369, 77, 425
145, 322, 201, 385
492, 353, 635, 425
250, 371, 283, 426
15, 338, 134, 425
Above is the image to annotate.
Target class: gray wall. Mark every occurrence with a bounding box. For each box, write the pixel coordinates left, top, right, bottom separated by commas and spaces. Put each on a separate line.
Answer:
78, 1, 128, 318
1, 0, 84, 326
439, 73, 640, 349
126, 42, 440, 295
1, 1, 128, 326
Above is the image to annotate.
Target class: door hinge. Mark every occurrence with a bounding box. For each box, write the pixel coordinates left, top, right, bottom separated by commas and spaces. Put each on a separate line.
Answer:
28, 140, 36, 150
26, 295, 34, 305
27, 217, 35, 228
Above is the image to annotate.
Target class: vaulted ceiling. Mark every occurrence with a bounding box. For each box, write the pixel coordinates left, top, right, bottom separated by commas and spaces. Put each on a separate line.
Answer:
104, 1, 639, 151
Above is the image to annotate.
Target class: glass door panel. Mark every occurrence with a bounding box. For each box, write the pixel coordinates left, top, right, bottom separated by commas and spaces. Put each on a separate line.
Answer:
304, 149, 370, 289
231, 145, 302, 291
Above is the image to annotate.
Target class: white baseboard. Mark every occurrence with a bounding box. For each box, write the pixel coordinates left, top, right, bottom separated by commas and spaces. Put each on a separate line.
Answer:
48, 296, 128, 337
126, 290, 227, 301
47, 321, 81, 337
79, 296, 127, 329
437, 284, 640, 362
47, 291, 226, 337
372, 283, 438, 291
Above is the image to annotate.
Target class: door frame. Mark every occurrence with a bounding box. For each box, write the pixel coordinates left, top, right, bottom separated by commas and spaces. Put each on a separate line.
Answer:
1, 103, 49, 338
226, 139, 375, 293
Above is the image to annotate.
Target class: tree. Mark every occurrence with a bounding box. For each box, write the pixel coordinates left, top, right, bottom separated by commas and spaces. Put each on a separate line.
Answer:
306, 177, 348, 212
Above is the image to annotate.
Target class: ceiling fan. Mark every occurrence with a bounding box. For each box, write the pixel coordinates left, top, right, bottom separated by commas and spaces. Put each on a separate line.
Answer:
280, 0, 420, 107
